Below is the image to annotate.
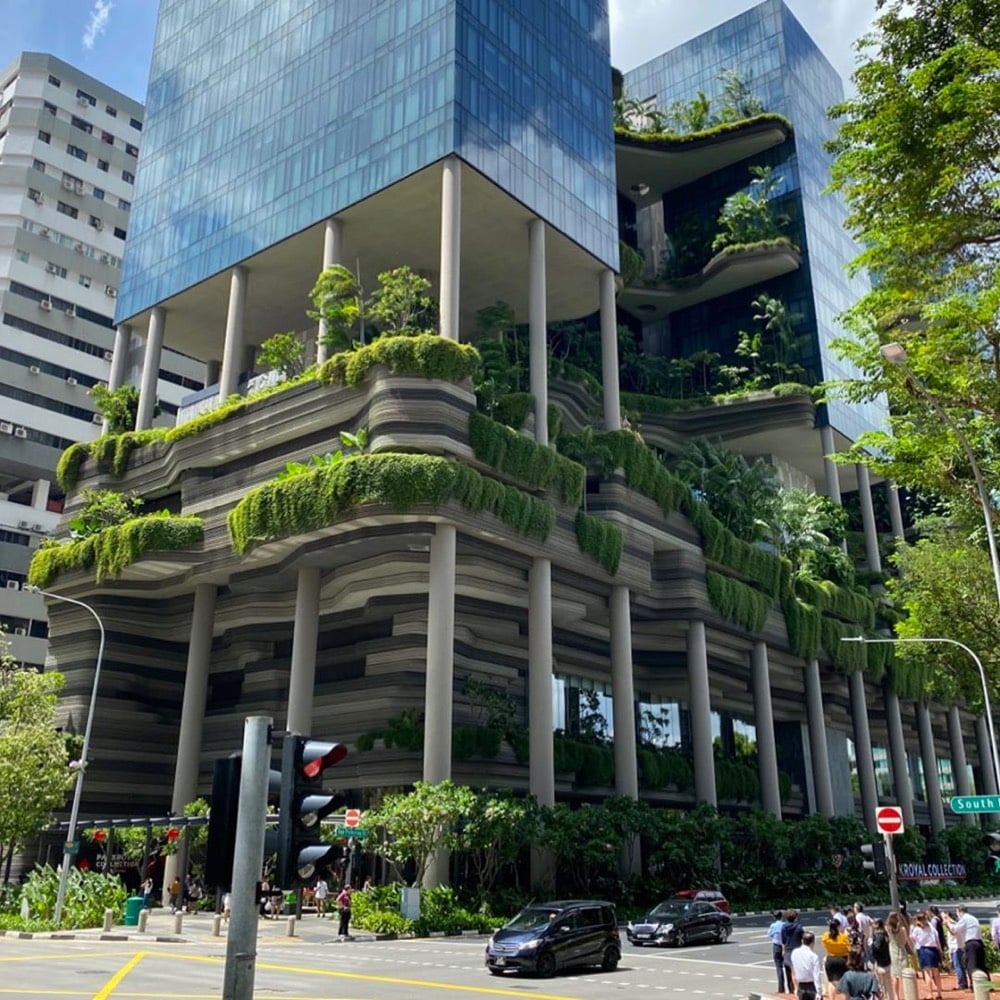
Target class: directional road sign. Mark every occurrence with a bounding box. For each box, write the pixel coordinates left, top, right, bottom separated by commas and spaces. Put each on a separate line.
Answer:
950, 795, 1000, 814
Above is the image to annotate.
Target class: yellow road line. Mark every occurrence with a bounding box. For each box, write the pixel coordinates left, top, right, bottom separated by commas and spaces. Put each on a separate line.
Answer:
0, 952, 118, 963
92, 950, 146, 1000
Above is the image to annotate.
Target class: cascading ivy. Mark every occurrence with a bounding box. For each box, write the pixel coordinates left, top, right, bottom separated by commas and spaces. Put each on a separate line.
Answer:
574, 511, 623, 575
317, 333, 480, 387
705, 571, 772, 633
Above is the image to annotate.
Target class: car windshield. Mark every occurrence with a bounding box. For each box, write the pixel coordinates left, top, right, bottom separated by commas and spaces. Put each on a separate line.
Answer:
647, 902, 688, 920
505, 906, 560, 931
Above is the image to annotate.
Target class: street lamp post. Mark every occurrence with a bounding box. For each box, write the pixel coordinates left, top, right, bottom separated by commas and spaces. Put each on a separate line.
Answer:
841, 635, 1000, 794
879, 341, 1000, 615
26, 586, 105, 927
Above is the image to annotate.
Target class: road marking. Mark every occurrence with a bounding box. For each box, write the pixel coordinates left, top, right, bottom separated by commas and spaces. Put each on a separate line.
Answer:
93, 951, 145, 1000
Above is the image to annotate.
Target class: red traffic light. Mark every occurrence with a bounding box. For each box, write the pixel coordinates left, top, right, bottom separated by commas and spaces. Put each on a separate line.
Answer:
300, 740, 347, 780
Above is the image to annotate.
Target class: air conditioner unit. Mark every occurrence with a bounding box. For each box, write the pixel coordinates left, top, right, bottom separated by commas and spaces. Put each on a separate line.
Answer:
39, 299, 52, 311
5, 580, 19, 591
62, 177, 75, 190
33, 523, 45, 533
77, 96, 89, 107
13, 628, 26, 636
14, 427, 27, 439
91, 412, 103, 424
28, 191, 42, 204
74, 181, 84, 194
28, 365, 40, 374
0, 422, 11, 434
75, 242, 84, 253
38, 226, 49, 237
64, 307, 76, 318
66, 376, 78, 386
91, 219, 103, 231
17, 520, 30, 530
46, 263, 58, 274
99, 253, 109, 264
105, 286, 117, 298
103, 350, 113, 361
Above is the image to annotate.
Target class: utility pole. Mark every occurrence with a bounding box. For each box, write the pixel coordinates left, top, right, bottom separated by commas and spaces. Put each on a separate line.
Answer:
222, 716, 272, 1000
885, 833, 900, 913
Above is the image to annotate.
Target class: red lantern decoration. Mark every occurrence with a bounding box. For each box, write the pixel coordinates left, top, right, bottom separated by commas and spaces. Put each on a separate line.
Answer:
166, 827, 180, 842
92, 830, 107, 842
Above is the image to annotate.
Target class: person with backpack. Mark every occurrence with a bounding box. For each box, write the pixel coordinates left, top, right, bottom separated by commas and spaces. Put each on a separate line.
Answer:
869, 918, 894, 1000
838, 947, 881, 999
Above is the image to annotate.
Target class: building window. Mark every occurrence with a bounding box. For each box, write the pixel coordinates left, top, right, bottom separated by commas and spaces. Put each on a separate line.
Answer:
129, 117, 142, 131
46, 262, 67, 278
97, 159, 109, 172
75, 89, 96, 107
113, 226, 127, 240
89, 214, 103, 230
105, 105, 117, 117
93, 188, 105, 201
31, 158, 45, 172
15, 250, 29, 263
122, 169, 135, 184
27, 187, 42, 203
101, 130, 114, 145
125, 143, 138, 158
47, 74, 61, 87
43, 101, 57, 115
71, 115, 93, 134
37, 130, 50, 143
56, 202, 78, 219
79, 275, 91, 288
118, 198, 131, 211
66, 144, 87, 162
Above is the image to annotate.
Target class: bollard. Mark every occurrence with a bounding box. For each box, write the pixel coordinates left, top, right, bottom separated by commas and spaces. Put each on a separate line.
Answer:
901, 967, 919, 1000
20, 897, 29, 921
173, 912, 184, 935
212, 914, 222, 937
974, 970, 992, 1000
103, 909, 114, 933
286, 916, 296, 938
138, 909, 149, 933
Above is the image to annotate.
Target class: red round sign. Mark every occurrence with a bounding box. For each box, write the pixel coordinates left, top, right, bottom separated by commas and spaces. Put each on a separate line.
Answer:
876, 806, 904, 834
344, 808, 362, 829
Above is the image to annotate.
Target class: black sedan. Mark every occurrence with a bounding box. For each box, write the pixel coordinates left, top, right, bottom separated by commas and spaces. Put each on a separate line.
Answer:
626, 898, 732, 947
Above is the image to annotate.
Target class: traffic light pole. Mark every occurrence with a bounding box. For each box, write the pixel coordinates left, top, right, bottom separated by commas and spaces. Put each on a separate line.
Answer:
223, 716, 272, 1000
885, 833, 900, 913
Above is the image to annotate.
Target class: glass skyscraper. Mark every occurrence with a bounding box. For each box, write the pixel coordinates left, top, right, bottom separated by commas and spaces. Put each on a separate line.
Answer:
625, 0, 885, 443
117, 0, 618, 324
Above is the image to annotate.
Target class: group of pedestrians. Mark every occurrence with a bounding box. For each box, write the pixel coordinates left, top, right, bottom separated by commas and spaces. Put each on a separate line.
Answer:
770, 901, 1000, 1000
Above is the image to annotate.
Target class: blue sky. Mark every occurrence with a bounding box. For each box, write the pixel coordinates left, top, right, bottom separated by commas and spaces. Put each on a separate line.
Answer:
0, 1, 875, 106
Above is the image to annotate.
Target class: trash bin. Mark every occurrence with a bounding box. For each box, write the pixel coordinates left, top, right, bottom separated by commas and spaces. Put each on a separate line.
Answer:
124, 896, 143, 926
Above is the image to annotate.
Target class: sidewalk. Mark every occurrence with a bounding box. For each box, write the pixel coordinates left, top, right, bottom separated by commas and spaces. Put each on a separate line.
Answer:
754, 969, 981, 1000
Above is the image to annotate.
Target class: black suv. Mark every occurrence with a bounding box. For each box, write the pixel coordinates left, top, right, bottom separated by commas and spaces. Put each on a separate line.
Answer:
485, 899, 620, 978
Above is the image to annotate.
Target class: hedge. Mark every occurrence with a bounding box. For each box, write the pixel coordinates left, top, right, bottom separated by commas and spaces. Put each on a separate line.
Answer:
575, 511, 623, 574
228, 453, 555, 555
28, 513, 204, 587
318, 333, 480, 387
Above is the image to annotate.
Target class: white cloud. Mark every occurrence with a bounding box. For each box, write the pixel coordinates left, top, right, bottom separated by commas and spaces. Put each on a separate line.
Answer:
82, 0, 114, 50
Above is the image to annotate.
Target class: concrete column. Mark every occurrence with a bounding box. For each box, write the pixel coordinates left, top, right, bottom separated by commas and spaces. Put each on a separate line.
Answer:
108, 323, 130, 391
976, 715, 1000, 795
30, 479, 50, 510
599, 269, 620, 431
610, 586, 638, 799
884, 684, 916, 827
917, 702, 946, 833
438, 157, 461, 342
286, 567, 321, 734
856, 464, 882, 574
423, 524, 457, 784
528, 557, 555, 888
316, 217, 344, 365
820, 425, 842, 503
805, 659, 835, 816
219, 266, 248, 402
948, 705, 974, 826
849, 670, 879, 832
887, 483, 906, 542
528, 218, 547, 445
751, 642, 782, 818
136, 307, 165, 430
205, 359, 221, 386
687, 620, 716, 806
163, 583, 216, 902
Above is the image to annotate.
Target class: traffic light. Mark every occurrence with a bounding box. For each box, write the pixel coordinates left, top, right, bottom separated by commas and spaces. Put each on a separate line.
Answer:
983, 832, 1000, 874
205, 753, 242, 890
861, 841, 888, 877
275, 735, 347, 888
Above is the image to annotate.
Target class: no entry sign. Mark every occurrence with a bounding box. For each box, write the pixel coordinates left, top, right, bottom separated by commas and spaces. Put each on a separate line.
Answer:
344, 808, 362, 829
876, 806, 904, 835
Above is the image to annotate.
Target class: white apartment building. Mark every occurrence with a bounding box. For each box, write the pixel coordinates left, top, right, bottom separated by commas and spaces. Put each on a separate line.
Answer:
0, 53, 204, 665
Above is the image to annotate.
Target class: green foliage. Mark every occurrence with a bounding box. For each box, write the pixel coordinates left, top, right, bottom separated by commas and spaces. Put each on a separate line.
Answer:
782, 595, 822, 661
69, 487, 142, 539
452, 725, 502, 760
29, 512, 203, 588
619, 241, 645, 287
705, 571, 772, 632
821, 617, 868, 674
574, 511, 623, 574
309, 265, 363, 352
367, 266, 437, 337
733, 293, 807, 389
713, 166, 788, 251
358, 709, 425, 753
89, 383, 141, 436
318, 334, 479, 387
20, 864, 127, 929
468, 412, 584, 506
461, 791, 540, 896
276, 428, 368, 481
772, 490, 854, 586
256, 331, 306, 378
715, 757, 761, 803
491, 392, 533, 429
228, 453, 554, 555
637, 746, 694, 791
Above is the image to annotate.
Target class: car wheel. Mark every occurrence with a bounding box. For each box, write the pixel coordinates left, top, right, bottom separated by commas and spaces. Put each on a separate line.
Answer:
536, 952, 557, 978
675, 928, 687, 947
601, 945, 621, 971
716, 924, 730, 943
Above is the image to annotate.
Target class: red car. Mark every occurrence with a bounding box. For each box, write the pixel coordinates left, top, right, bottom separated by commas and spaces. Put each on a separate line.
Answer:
671, 889, 729, 913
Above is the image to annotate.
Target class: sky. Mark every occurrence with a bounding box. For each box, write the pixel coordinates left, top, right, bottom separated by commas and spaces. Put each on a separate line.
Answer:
0, 0, 878, 106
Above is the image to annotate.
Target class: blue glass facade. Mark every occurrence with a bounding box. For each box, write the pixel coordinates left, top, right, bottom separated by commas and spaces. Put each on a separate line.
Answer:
117, 0, 618, 323
625, 0, 885, 442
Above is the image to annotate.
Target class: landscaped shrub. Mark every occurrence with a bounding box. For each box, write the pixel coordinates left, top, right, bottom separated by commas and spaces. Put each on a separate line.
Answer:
19, 864, 127, 929
453, 725, 503, 760
318, 334, 479, 387
574, 511, 623, 574
637, 746, 693, 791
705, 571, 772, 632
492, 392, 533, 429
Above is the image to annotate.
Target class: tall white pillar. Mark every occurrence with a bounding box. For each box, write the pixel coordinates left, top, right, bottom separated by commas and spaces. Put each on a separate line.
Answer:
205, 359, 221, 386
528, 218, 547, 444
163, 583, 216, 902
805, 659, 834, 816
30, 478, 50, 511
316, 218, 344, 365
687, 621, 716, 805
917, 702, 946, 833
286, 567, 321, 734
219, 266, 249, 402
948, 705, 975, 825
610, 587, 638, 799
599, 269, 620, 431
136, 307, 165, 431
887, 484, 906, 542
849, 670, 879, 831
884, 684, 916, 826
751, 642, 782, 818
820, 425, 842, 503
856, 464, 882, 574
108, 323, 130, 392
528, 557, 555, 888
438, 157, 461, 342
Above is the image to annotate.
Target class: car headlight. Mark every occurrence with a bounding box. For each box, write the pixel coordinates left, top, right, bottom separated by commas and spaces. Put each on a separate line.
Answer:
661, 923, 674, 932
518, 939, 542, 951
486, 935, 495, 948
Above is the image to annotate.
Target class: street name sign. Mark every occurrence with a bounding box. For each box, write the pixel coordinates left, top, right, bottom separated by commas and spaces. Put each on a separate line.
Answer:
950, 795, 1000, 813
334, 826, 368, 839
875, 806, 904, 835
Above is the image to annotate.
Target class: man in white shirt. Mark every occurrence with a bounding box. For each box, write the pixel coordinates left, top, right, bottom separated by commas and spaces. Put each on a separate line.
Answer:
314, 876, 329, 917
854, 902, 873, 947
791, 930, 823, 1000
954, 904, 986, 977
